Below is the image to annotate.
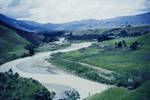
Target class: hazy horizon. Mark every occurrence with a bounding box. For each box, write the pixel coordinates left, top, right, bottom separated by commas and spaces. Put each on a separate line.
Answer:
0, 0, 150, 23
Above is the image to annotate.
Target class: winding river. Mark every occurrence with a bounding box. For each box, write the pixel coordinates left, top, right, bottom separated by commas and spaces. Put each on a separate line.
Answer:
0, 42, 110, 100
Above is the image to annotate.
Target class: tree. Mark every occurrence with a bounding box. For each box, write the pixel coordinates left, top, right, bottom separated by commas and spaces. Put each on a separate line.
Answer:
122, 40, 127, 47
115, 42, 118, 48
34, 89, 55, 100
130, 41, 139, 50
14, 73, 19, 79
117, 41, 122, 48
7, 69, 13, 75
62, 89, 80, 100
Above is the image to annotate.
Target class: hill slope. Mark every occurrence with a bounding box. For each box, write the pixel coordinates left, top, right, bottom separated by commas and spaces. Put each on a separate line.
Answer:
0, 24, 30, 64
56, 12, 150, 30
50, 30, 150, 89
88, 81, 150, 100
0, 70, 55, 100
0, 14, 59, 32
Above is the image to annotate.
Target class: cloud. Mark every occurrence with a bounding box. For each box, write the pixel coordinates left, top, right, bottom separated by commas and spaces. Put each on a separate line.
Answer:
0, 0, 37, 18
8, 0, 21, 7
142, 0, 150, 12
0, 0, 12, 7
0, 0, 149, 23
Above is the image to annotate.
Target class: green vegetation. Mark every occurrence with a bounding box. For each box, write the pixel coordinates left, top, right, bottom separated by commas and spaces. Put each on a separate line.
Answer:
62, 89, 80, 100
0, 24, 30, 64
50, 33, 150, 89
50, 57, 111, 84
80, 34, 150, 73
0, 69, 55, 100
67, 25, 150, 41
70, 25, 150, 36
1, 22, 150, 100
88, 81, 150, 100
70, 28, 108, 36
88, 87, 129, 100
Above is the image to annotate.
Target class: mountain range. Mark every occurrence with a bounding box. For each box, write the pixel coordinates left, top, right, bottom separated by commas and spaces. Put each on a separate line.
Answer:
0, 12, 150, 32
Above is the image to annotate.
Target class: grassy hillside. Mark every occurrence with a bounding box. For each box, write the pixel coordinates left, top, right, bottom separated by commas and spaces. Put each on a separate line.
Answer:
88, 81, 150, 100
70, 25, 150, 36
66, 25, 150, 41
50, 32, 150, 88
50, 32, 150, 99
88, 87, 129, 100
0, 69, 55, 100
0, 24, 30, 64
78, 34, 150, 73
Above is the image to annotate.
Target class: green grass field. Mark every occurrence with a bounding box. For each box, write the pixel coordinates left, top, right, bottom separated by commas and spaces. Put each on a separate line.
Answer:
50, 32, 150, 88
88, 80, 150, 100
51, 33, 150, 73
50, 31, 150, 99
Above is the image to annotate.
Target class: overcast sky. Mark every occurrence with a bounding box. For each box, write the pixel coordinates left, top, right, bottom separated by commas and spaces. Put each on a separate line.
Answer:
0, 0, 149, 23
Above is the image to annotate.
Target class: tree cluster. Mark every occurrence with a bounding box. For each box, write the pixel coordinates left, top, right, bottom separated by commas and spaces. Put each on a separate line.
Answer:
61, 89, 80, 100
115, 40, 127, 48
115, 40, 140, 50
130, 41, 140, 50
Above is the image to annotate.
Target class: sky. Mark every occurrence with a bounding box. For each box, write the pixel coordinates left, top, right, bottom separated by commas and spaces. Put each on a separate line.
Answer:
0, 0, 150, 23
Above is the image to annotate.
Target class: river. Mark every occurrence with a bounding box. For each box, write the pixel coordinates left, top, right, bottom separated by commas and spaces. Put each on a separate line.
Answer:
0, 42, 110, 100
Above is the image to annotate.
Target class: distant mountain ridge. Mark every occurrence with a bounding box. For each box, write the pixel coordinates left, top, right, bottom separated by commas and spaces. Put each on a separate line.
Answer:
0, 14, 59, 32
56, 12, 150, 30
0, 12, 150, 31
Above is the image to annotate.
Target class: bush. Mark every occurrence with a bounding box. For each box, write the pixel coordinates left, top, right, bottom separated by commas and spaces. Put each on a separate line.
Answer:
130, 41, 139, 50
117, 42, 123, 48
34, 89, 55, 100
0, 69, 55, 100
115, 40, 128, 48
62, 89, 80, 100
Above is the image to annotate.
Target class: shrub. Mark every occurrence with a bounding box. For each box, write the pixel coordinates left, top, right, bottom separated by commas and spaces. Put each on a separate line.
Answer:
117, 42, 123, 48
62, 89, 80, 100
0, 70, 55, 100
130, 41, 139, 50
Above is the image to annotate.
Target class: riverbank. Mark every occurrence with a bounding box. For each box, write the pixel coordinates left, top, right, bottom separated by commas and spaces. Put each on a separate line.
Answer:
0, 42, 110, 99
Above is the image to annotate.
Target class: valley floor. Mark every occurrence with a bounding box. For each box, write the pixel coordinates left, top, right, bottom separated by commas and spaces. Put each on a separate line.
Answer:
49, 33, 150, 100
0, 42, 110, 100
